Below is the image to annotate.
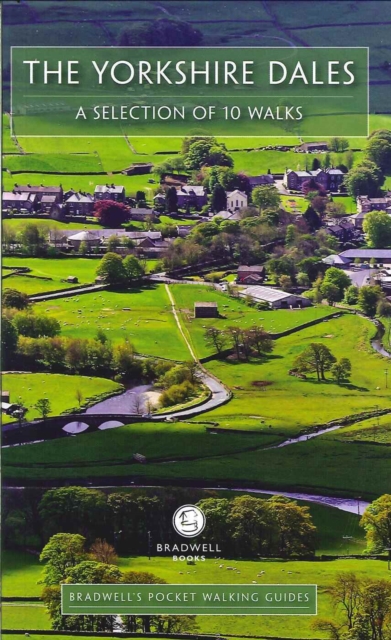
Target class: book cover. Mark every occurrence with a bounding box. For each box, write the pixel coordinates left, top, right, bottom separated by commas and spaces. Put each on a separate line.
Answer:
1, 2, 390, 640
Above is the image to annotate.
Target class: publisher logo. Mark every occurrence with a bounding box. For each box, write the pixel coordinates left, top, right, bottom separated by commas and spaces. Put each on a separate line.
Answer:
173, 504, 206, 538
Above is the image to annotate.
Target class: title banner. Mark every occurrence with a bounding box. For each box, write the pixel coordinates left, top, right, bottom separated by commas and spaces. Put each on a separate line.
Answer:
61, 584, 317, 615
11, 46, 368, 137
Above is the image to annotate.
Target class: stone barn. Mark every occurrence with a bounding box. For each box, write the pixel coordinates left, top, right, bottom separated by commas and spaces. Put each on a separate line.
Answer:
194, 302, 219, 318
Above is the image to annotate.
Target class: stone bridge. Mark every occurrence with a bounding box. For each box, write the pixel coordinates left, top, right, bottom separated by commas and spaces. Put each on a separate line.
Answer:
2, 413, 144, 446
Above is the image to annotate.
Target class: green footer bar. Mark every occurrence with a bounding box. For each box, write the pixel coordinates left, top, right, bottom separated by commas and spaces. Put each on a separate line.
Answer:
62, 584, 317, 615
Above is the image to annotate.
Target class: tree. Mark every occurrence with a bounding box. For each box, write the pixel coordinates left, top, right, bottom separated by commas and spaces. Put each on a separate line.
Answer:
329, 572, 361, 629
365, 135, 391, 172
329, 137, 349, 153
39, 487, 109, 541
248, 325, 273, 358
320, 282, 340, 305
311, 195, 328, 216
2, 316, 18, 368
18, 223, 47, 256
40, 533, 86, 585
312, 157, 321, 170
96, 252, 126, 285
303, 205, 321, 231
293, 343, 337, 381
196, 498, 232, 548
343, 160, 384, 197
123, 255, 145, 282
359, 579, 391, 640
377, 298, 391, 318
252, 185, 281, 211
13, 312, 61, 338
165, 186, 178, 212
322, 267, 351, 299
94, 200, 130, 227
107, 235, 120, 252
75, 389, 83, 408
331, 358, 352, 384
363, 210, 391, 248
184, 138, 231, 170
113, 341, 140, 379
211, 183, 227, 212
279, 274, 292, 292
358, 285, 383, 317
267, 496, 316, 558
89, 539, 118, 565
79, 240, 88, 255
344, 285, 360, 305
35, 398, 51, 421
204, 326, 227, 355
360, 494, 391, 553
228, 495, 274, 556
3, 288, 29, 309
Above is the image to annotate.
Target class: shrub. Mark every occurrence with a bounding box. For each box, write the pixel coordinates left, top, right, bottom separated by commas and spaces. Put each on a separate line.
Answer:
159, 380, 196, 408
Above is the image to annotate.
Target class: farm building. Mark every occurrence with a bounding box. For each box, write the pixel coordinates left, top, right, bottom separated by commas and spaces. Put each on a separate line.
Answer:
295, 141, 328, 152
237, 265, 266, 285
322, 254, 351, 268
94, 184, 125, 201
194, 301, 219, 318
122, 163, 153, 176
338, 249, 391, 266
241, 286, 311, 309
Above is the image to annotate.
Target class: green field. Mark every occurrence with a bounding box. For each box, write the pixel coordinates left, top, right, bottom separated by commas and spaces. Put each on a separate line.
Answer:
201, 313, 391, 434
3, 256, 159, 293
3, 218, 103, 232
171, 284, 337, 358
33, 285, 187, 359
3, 256, 100, 285
1, 373, 122, 423
2, 171, 161, 198
2, 550, 389, 639
3, 152, 102, 173
2, 419, 278, 479
4, 308, 391, 496
2, 604, 50, 630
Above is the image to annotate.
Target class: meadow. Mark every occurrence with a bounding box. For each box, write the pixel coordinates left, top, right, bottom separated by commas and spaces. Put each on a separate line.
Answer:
3, 256, 101, 285
171, 284, 337, 358
3, 312, 391, 496
201, 313, 391, 434
3, 218, 103, 232
3, 256, 160, 294
33, 285, 188, 360
2, 550, 389, 639
1, 373, 122, 424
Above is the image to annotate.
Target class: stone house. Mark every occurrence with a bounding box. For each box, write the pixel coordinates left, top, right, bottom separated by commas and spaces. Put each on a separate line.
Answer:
94, 184, 125, 202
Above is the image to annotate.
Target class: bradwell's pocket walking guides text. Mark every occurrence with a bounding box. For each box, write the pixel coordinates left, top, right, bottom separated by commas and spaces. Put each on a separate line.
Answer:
1, 1, 391, 638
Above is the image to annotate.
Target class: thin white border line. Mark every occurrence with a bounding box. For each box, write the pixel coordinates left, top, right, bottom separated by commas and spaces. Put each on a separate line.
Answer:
61, 583, 318, 617
10, 45, 369, 138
